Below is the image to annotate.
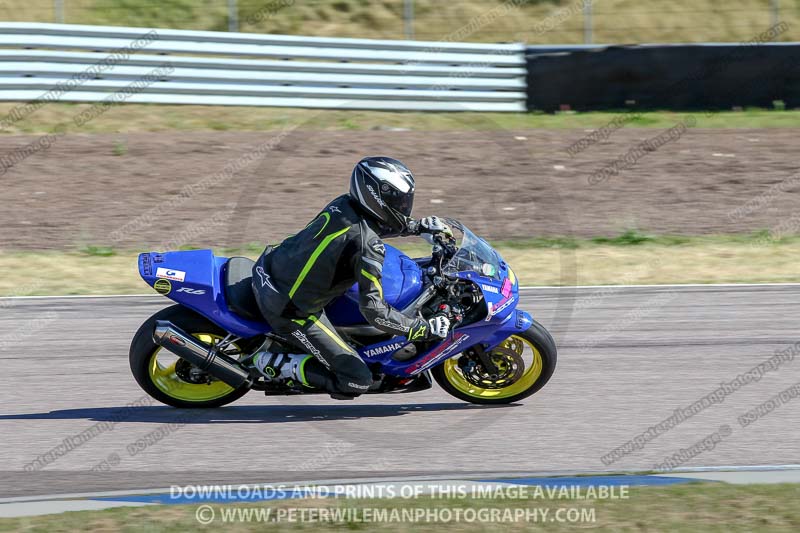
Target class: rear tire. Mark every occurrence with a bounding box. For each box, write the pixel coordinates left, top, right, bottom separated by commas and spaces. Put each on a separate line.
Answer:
129, 305, 251, 408
432, 320, 557, 405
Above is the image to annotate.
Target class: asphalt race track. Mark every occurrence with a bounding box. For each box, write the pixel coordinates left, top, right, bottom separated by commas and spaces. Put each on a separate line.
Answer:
1, 285, 798, 498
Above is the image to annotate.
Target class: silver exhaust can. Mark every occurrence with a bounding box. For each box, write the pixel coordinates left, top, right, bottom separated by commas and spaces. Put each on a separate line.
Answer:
152, 320, 253, 389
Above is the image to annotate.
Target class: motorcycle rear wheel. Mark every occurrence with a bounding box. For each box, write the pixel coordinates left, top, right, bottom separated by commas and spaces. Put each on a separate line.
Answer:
130, 305, 252, 408
432, 320, 557, 405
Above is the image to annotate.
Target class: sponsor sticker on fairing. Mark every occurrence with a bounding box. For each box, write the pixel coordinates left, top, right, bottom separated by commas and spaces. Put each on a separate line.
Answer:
176, 287, 205, 295
501, 277, 513, 297
156, 267, 186, 282
406, 334, 471, 374
363, 341, 405, 358
153, 279, 172, 295
486, 295, 516, 321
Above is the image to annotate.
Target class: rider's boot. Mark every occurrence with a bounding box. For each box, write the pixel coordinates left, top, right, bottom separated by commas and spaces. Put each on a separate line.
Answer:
253, 348, 375, 400
252, 351, 313, 389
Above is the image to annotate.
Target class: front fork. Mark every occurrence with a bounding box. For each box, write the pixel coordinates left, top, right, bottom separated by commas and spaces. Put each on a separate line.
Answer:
458, 309, 534, 374
470, 344, 500, 375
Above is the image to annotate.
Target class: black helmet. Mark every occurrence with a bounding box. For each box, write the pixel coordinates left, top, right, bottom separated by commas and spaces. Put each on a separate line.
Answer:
349, 156, 415, 236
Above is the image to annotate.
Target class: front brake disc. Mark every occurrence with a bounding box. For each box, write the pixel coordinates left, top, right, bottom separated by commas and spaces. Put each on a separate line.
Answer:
459, 347, 524, 389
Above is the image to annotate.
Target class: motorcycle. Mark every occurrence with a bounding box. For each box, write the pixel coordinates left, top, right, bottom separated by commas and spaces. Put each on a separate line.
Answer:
129, 219, 556, 406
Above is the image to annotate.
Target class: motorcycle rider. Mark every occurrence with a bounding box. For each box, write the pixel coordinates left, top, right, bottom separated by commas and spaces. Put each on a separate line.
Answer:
250, 156, 452, 399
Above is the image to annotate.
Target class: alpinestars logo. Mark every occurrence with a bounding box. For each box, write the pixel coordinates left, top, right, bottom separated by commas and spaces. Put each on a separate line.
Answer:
366, 184, 386, 207
290, 331, 327, 368
374, 318, 409, 332
370, 239, 385, 255
363, 342, 404, 358
408, 324, 427, 341
256, 266, 277, 292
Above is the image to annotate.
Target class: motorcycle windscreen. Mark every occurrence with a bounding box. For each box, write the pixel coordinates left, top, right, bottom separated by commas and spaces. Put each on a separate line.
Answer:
325, 244, 423, 326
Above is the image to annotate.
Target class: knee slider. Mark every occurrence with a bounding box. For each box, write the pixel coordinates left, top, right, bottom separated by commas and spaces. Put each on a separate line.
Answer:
331, 354, 372, 394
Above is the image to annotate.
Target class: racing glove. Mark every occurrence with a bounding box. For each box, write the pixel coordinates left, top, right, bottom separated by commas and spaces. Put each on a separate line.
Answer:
419, 216, 448, 233
428, 315, 451, 338
418, 216, 453, 244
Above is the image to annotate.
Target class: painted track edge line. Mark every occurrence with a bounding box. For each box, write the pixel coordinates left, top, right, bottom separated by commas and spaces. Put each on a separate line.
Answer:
3, 465, 800, 504
3, 282, 800, 301
520, 282, 800, 290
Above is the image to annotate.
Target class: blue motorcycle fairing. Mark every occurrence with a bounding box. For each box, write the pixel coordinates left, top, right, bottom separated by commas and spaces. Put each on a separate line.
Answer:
139, 250, 270, 338
377, 267, 529, 377
452, 263, 518, 327
357, 336, 410, 362
324, 244, 423, 326
138, 243, 532, 378
138, 244, 424, 338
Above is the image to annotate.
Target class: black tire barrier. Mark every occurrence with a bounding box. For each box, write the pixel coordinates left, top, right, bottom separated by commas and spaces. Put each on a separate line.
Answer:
525, 41, 800, 111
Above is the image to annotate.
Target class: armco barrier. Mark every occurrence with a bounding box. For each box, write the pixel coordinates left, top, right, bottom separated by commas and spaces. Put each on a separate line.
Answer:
0, 23, 527, 112
5, 22, 796, 114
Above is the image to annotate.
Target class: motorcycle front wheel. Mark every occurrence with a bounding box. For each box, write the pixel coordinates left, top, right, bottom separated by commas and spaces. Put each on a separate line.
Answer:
432, 319, 557, 405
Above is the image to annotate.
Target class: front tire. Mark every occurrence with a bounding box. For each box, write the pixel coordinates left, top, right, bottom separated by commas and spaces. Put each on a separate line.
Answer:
432, 320, 557, 405
130, 305, 252, 408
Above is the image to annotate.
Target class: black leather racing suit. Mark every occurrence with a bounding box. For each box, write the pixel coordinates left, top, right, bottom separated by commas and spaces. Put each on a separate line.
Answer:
251, 194, 431, 395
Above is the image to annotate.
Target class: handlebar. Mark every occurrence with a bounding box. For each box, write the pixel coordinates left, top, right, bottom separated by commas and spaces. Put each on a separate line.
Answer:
429, 232, 458, 278
432, 304, 463, 328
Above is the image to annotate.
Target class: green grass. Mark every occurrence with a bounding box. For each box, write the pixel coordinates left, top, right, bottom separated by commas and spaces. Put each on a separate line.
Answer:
1, 105, 799, 135
478, 231, 797, 250
3, 233, 800, 296
0, 483, 798, 531
2, 0, 799, 44
590, 229, 657, 246
78, 245, 117, 257
112, 140, 128, 156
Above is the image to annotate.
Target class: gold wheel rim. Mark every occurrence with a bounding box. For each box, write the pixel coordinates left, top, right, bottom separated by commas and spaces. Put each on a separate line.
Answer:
442, 335, 543, 400
148, 333, 237, 402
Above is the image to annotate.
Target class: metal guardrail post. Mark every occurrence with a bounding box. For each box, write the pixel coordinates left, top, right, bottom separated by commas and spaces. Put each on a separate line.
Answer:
771, 0, 780, 28
54, 0, 64, 24
228, 0, 239, 32
404, 0, 414, 40
583, 0, 593, 44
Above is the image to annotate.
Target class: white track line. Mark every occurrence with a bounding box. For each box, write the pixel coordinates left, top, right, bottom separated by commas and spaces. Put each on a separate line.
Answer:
3, 465, 800, 504
0, 474, 513, 504
520, 283, 800, 290
2, 282, 800, 301
0, 294, 154, 300
657, 464, 800, 473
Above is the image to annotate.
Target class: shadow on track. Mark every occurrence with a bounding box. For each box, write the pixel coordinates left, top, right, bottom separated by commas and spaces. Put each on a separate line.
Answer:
0, 402, 518, 425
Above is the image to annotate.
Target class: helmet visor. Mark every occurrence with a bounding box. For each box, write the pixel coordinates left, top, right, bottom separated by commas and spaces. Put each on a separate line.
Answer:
383, 185, 414, 217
